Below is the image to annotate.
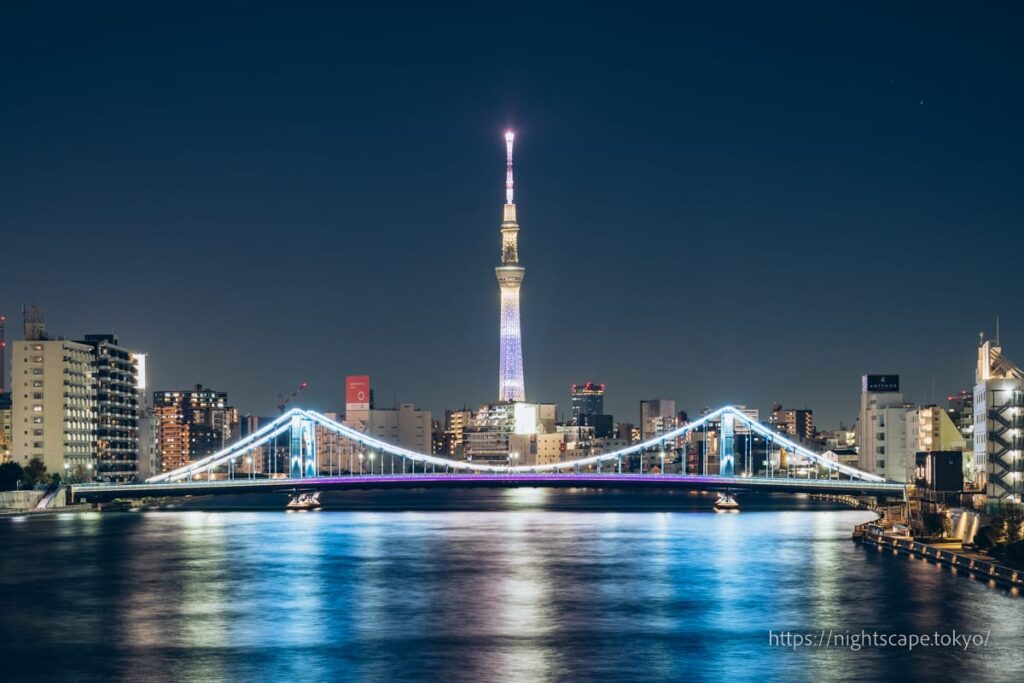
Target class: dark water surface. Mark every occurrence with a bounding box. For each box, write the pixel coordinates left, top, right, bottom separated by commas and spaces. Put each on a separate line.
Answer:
0, 490, 1020, 682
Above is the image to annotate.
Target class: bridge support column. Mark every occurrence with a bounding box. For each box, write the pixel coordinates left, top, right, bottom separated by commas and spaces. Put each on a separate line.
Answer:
721, 412, 735, 477
290, 415, 318, 478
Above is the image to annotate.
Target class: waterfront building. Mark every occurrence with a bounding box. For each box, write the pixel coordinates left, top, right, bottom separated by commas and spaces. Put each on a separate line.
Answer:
905, 405, 966, 485
10, 339, 97, 477
78, 334, 140, 482
972, 335, 1024, 503
153, 385, 238, 474
640, 399, 677, 440
496, 131, 526, 402
769, 403, 815, 442
570, 382, 605, 423
855, 374, 911, 481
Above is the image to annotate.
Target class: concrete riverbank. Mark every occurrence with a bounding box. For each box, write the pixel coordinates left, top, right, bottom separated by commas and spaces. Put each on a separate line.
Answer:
855, 523, 1023, 592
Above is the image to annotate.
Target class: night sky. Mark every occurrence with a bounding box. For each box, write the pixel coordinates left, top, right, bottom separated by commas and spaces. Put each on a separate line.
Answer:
2, 4, 1022, 427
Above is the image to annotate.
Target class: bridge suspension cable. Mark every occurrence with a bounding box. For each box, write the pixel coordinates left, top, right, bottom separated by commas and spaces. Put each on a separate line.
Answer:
146, 405, 886, 485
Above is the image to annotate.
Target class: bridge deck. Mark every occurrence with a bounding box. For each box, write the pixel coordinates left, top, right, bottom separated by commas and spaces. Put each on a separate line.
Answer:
73, 473, 907, 503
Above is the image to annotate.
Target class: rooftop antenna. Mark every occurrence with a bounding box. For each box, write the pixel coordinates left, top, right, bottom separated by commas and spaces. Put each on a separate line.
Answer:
504, 130, 515, 205
995, 315, 1001, 346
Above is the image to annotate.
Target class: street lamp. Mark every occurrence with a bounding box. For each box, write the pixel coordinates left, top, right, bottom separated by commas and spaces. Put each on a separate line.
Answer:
508, 451, 519, 472
359, 452, 364, 475
369, 452, 375, 475
246, 455, 253, 480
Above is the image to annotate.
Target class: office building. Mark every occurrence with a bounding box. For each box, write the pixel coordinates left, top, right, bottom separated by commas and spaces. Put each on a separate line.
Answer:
640, 399, 677, 440
570, 382, 605, 423
365, 403, 432, 455
973, 335, 1024, 503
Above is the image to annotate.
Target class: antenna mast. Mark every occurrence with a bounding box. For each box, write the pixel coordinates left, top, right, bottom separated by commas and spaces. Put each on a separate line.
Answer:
505, 131, 515, 205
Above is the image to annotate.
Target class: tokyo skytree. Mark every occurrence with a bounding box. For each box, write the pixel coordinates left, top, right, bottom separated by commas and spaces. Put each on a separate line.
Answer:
496, 130, 525, 402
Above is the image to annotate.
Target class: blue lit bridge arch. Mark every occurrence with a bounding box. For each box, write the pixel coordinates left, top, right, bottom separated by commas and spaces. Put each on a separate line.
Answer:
74, 406, 907, 502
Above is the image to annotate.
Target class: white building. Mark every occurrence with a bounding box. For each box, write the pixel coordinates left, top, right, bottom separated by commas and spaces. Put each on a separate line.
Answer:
11, 340, 97, 478
855, 374, 911, 481
973, 336, 1024, 502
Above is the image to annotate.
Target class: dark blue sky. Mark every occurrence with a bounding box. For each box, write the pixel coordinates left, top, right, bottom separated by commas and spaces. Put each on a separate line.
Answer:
2, 3, 1022, 426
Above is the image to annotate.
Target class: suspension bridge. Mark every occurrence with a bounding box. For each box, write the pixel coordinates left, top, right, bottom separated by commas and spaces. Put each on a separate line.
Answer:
72, 406, 907, 504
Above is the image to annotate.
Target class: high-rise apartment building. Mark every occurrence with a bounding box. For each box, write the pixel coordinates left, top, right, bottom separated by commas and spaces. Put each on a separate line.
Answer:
153, 385, 238, 474
972, 336, 1023, 502
79, 335, 140, 482
769, 403, 815, 442
11, 340, 97, 477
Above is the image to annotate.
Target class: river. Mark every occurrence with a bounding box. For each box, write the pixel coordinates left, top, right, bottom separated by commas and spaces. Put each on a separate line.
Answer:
0, 490, 1019, 682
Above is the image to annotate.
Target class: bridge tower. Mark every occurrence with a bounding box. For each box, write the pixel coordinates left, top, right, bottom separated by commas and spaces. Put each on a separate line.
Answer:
289, 414, 318, 478
720, 412, 735, 477
496, 130, 526, 402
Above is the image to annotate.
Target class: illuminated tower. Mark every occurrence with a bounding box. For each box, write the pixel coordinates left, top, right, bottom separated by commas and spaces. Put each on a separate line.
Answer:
496, 130, 525, 402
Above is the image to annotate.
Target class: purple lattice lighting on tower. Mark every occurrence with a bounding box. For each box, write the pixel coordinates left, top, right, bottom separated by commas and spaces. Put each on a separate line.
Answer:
496, 130, 525, 402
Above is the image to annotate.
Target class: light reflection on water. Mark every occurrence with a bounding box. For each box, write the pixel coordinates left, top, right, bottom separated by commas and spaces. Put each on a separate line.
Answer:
0, 492, 1021, 683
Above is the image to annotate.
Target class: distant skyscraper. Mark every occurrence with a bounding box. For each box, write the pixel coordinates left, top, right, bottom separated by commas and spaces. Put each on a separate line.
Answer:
496, 131, 525, 402
571, 382, 605, 423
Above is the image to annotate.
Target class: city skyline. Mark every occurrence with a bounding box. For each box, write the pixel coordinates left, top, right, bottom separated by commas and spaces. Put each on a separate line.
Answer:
2, 5, 1022, 427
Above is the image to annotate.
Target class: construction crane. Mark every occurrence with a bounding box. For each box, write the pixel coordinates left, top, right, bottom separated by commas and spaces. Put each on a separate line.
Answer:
277, 382, 309, 413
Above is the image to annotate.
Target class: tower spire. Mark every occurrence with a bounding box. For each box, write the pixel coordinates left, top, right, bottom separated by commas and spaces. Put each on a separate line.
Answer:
505, 130, 515, 205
